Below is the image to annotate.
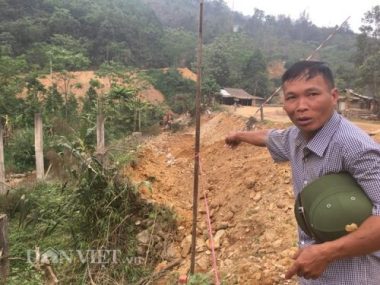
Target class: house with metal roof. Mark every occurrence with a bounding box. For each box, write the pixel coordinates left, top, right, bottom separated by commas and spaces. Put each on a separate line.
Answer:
218, 88, 265, 106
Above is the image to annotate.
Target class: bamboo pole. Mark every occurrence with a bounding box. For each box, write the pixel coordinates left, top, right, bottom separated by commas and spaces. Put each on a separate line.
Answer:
34, 113, 44, 180
0, 124, 5, 195
190, 0, 203, 275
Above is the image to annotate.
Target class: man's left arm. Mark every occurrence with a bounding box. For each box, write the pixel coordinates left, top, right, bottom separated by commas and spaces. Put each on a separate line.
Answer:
285, 215, 380, 280
286, 145, 380, 280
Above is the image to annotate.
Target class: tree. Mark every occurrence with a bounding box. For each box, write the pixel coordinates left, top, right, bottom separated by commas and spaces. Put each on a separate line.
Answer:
44, 84, 64, 118
47, 7, 80, 36
355, 5, 380, 96
358, 51, 380, 97
207, 47, 230, 87
242, 50, 270, 98
356, 5, 380, 66
147, 68, 195, 114
23, 73, 46, 127
96, 61, 126, 87
161, 28, 196, 67
0, 55, 27, 119
48, 46, 90, 72
201, 77, 220, 106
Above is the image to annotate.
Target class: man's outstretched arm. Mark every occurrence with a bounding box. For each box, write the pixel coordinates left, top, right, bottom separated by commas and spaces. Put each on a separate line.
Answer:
225, 130, 270, 148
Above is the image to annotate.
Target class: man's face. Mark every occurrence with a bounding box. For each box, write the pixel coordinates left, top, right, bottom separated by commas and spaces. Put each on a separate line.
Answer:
282, 74, 338, 140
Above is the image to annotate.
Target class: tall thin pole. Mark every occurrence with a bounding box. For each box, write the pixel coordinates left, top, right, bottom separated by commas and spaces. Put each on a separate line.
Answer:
190, 0, 203, 275
0, 123, 5, 195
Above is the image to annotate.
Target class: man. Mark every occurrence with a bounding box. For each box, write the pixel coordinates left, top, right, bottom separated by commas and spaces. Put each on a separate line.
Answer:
225, 61, 380, 284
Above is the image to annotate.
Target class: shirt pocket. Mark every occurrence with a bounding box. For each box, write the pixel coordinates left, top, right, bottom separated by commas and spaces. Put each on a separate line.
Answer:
321, 144, 344, 175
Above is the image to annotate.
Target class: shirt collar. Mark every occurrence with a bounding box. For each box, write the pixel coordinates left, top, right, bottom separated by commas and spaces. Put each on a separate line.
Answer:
295, 111, 341, 157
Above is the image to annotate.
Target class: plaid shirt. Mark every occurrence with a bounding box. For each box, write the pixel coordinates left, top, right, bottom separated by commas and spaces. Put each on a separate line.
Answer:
267, 111, 380, 285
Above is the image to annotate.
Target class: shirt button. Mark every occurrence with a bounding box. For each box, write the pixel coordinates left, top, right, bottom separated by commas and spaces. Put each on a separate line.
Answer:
304, 180, 308, 185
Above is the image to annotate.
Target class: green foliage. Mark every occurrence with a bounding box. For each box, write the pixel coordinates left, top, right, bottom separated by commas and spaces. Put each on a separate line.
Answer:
161, 28, 197, 67
188, 273, 212, 285
96, 60, 128, 87
22, 73, 47, 127
0, 0, 375, 98
202, 33, 255, 87
4, 128, 35, 173
355, 5, 380, 97
207, 47, 230, 87
201, 77, 220, 105
1, 139, 177, 283
43, 85, 64, 118
0, 55, 27, 116
358, 51, 380, 97
146, 68, 196, 114
48, 45, 90, 72
241, 50, 270, 97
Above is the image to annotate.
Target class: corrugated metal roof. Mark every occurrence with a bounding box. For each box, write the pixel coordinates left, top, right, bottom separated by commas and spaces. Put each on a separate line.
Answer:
344, 89, 374, 100
220, 88, 265, 100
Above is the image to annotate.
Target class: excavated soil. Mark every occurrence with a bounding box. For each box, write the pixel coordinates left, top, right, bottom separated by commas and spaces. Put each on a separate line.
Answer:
126, 111, 298, 284
125, 107, 380, 285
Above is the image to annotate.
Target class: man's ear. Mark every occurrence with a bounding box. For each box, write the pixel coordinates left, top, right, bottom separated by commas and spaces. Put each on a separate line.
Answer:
331, 88, 339, 104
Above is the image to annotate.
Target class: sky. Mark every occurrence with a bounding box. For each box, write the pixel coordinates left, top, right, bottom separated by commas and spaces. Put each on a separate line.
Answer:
226, 0, 378, 33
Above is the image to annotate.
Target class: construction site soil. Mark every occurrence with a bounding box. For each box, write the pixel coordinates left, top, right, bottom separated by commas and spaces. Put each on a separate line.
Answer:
125, 106, 380, 285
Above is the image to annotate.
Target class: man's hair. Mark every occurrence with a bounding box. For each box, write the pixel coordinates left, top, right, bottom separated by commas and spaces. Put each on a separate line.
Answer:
281, 61, 335, 89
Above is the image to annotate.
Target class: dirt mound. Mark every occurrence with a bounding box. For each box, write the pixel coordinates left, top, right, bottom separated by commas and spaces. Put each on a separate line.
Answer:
161, 67, 197, 82
200, 112, 245, 146
125, 109, 380, 284
38, 70, 108, 98
38, 70, 165, 104
125, 112, 298, 284
267, 60, 286, 79
138, 86, 165, 104
177, 67, 197, 81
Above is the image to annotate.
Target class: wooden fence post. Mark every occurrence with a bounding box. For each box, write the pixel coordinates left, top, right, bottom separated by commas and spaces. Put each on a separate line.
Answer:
260, 106, 264, 121
35, 113, 44, 180
0, 214, 9, 284
0, 124, 5, 195
96, 114, 105, 164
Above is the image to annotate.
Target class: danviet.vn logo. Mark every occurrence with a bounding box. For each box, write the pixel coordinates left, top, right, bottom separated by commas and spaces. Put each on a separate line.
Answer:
27, 248, 144, 265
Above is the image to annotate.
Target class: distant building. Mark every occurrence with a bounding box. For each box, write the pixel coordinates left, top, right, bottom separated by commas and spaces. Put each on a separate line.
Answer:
338, 89, 379, 119
218, 88, 265, 106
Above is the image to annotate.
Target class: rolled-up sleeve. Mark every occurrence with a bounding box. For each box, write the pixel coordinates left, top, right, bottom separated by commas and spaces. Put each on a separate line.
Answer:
345, 146, 380, 216
266, 129, 292, 162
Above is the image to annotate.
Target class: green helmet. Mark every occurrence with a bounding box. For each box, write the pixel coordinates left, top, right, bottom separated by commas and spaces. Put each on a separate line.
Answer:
294, 172, 373, 242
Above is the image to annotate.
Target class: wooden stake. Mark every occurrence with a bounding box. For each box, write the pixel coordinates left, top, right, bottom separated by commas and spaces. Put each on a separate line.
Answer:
96, 114, 105, 165
34, 113, 44, 180
260, 105, 264, 121
0, 124, 5, 195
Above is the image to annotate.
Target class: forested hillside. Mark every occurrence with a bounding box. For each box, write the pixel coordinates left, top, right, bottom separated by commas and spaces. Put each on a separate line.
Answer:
0, 0, 378, 96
